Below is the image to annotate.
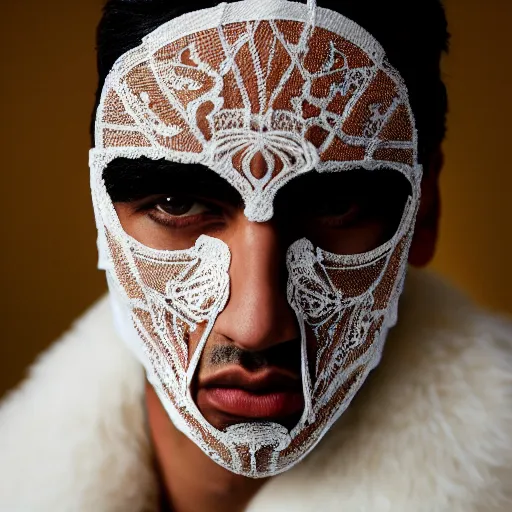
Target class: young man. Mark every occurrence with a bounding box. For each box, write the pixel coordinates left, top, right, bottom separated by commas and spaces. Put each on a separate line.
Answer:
1, 0, 511, 511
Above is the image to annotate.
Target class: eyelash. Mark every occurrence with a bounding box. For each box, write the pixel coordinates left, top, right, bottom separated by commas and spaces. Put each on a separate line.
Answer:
317, 204, 363, 228
148, 210, 214, 228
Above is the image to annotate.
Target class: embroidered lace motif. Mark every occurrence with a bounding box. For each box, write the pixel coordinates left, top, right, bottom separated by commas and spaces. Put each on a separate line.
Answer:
90, 0, 422, 478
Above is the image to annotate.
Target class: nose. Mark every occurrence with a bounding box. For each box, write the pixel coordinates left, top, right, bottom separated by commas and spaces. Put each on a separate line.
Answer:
214, 217, 299, 352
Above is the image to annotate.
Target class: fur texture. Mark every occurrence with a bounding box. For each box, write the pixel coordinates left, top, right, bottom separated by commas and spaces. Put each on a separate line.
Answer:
0, 270, 511, 511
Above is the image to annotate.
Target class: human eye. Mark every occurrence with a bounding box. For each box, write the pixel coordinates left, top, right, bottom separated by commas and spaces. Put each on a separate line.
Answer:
144, 195, 222, 228
155, 196, 208, 218
314, 197, 364, 228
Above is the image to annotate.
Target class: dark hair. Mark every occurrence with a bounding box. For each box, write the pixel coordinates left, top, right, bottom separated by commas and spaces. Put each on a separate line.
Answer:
93, 0, 449, 165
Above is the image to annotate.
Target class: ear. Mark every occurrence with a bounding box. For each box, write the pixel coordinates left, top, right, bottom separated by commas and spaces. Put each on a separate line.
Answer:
408, 147, 443, 267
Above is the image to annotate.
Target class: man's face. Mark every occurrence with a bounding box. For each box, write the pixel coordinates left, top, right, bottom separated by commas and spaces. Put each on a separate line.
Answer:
108, 160, 410, 431
91, 9, 422, 476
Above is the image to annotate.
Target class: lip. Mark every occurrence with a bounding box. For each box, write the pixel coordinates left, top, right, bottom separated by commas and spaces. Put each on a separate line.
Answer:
196, 367, 304, 422
199, 388, 304, 419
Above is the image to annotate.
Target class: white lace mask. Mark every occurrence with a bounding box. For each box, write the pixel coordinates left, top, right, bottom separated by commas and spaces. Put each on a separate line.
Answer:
90, 0, 422, 478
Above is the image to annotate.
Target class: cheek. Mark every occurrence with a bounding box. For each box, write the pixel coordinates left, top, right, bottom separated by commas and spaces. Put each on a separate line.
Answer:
114, 203, 173, 248
188, 323, 207, 364
113, 203, 216, 251
188, 323, 208, 398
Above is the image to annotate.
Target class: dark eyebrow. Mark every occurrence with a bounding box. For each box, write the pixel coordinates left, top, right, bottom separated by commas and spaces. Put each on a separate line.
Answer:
102, 157, 243, 206
274, 167, 412, 209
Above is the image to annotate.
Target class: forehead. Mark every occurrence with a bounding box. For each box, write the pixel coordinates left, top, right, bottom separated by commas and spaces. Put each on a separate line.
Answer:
94, 11, 418, 221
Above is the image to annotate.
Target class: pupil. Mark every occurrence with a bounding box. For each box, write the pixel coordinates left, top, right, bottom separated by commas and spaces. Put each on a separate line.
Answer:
162, 196, 193, 216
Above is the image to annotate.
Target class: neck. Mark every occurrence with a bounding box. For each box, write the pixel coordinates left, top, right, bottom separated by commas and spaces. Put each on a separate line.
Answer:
145, 382, 267, 512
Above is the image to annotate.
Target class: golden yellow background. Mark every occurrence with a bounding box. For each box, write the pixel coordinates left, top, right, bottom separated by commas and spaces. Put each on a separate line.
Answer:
1, 0, 511, 397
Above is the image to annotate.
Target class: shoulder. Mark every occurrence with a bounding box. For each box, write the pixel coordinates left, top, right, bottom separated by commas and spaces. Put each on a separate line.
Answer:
249, 269, 512, 512
0, 297, 157, 512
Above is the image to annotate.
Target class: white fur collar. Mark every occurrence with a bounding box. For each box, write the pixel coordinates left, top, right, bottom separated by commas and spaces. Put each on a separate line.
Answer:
0, 270, 511, 511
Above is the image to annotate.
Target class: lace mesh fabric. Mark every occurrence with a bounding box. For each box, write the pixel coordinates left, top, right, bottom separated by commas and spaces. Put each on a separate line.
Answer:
90, 0, 422, 477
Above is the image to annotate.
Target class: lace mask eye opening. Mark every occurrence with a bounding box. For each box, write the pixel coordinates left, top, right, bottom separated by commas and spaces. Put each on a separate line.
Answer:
101, 156, 245, 251
273, 167, 413, 255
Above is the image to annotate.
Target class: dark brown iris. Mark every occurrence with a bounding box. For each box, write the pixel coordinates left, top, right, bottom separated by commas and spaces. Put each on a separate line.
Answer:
158, 196, 194, 216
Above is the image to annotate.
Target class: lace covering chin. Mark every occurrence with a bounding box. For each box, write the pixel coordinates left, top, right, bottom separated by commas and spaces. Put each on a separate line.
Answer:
90, 0, 422, 478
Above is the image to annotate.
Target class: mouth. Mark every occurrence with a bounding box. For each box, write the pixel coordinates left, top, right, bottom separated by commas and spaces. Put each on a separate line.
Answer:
196, 367, 304, 429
